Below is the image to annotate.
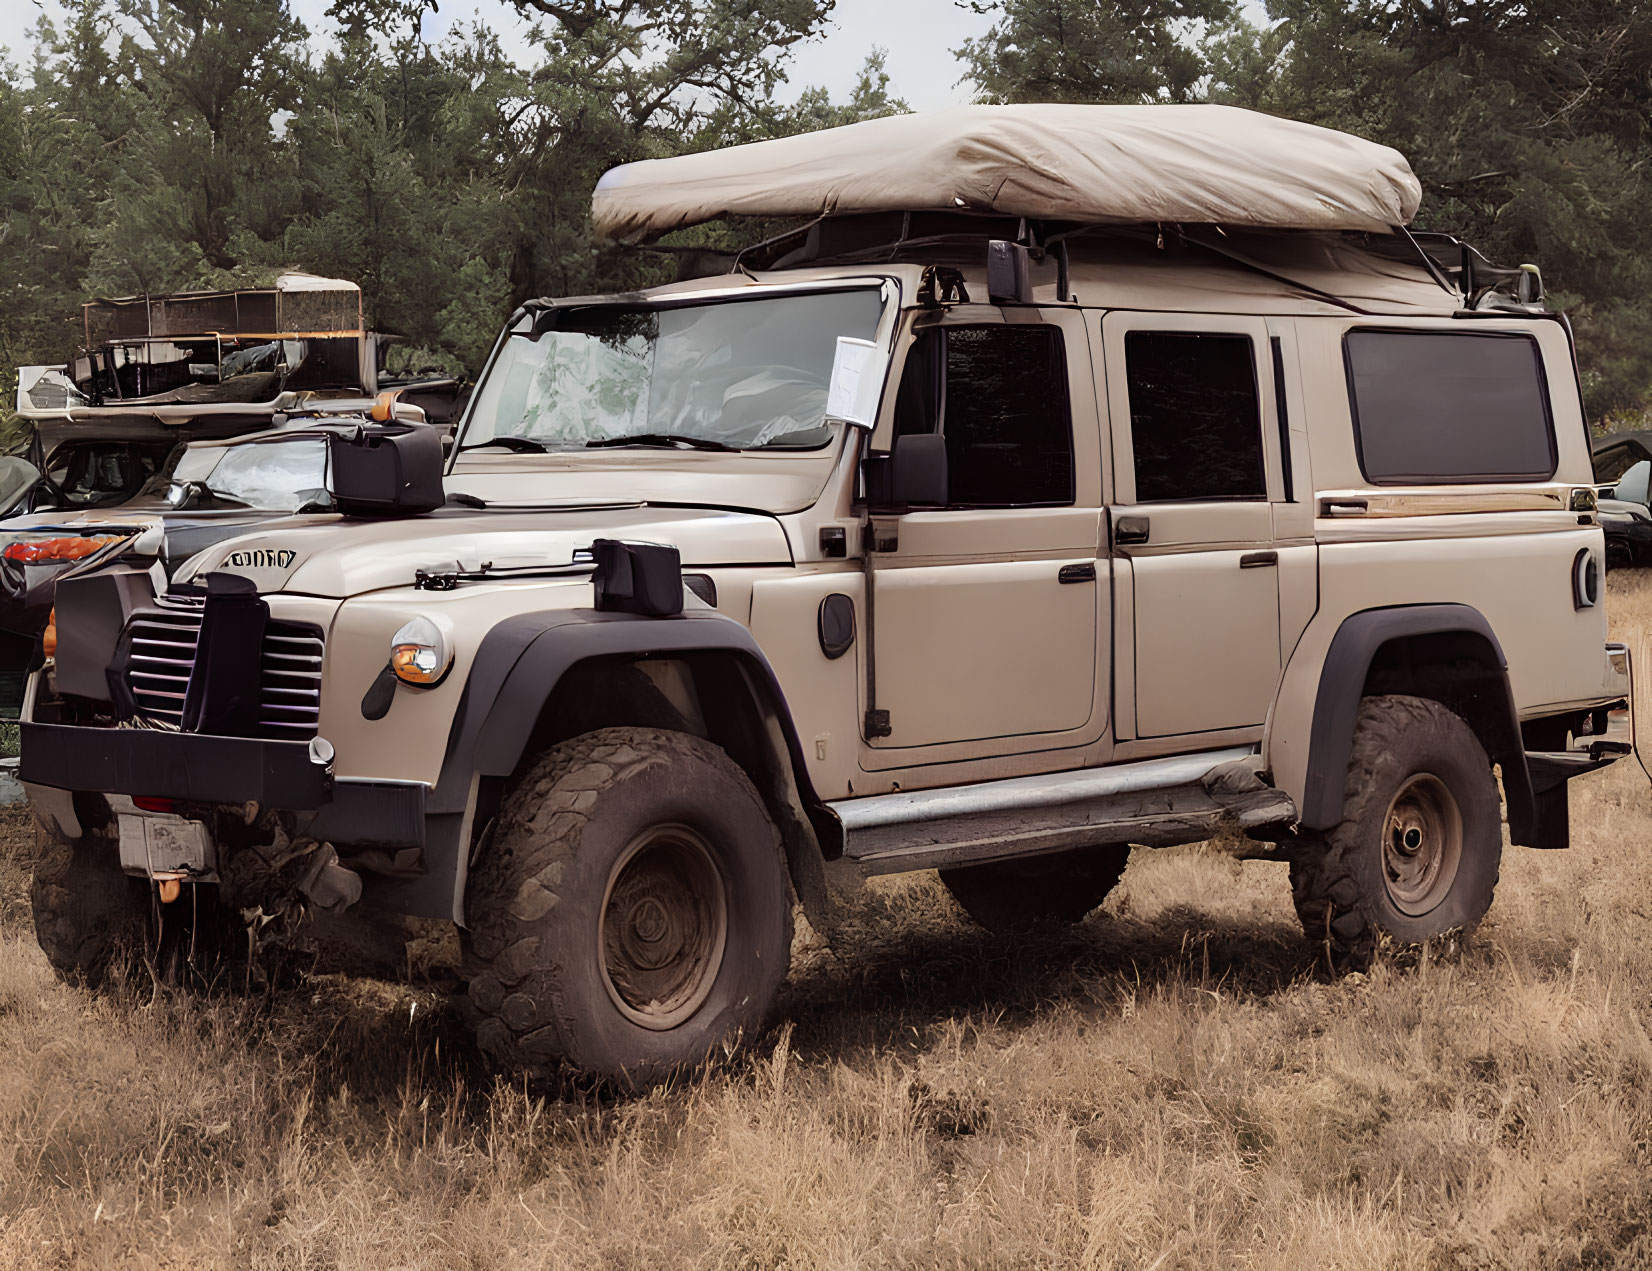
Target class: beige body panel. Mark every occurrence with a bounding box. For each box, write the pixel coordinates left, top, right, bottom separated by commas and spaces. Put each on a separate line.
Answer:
869, 552, 1100, 747
1261, 311, 1605, 809
296, 579, 590, 786
747, 567, 866, 796
1265, 527, 1610, 810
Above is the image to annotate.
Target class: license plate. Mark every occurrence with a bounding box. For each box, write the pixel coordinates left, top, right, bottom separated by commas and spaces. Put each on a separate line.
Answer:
118, 813, 214, 879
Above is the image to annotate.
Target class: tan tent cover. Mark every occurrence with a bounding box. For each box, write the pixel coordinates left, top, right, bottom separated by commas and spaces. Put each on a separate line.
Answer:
593, 104, 1422, 244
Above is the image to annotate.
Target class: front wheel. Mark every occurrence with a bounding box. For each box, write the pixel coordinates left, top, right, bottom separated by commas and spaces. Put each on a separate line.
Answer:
31, 822, 148, 985
461, 727, 793, 1086
1289, 694, 1502, 972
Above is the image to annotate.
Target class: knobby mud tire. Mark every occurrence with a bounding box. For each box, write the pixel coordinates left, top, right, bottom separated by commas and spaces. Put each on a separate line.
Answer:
1289, 694, 1502, 973
33, 822, 253, 992
940, 842, 1132, 934
461, 727, 793, 1087
30, 822, 148, 986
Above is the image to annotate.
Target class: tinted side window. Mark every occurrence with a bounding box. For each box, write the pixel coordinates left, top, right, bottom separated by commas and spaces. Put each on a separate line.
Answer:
942, 326, 1073, 507
1345, 330, 1556, 483
1125, 332, 1265, 502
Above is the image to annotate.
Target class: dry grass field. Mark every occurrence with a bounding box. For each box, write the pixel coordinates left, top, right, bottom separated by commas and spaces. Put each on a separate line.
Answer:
6, 580, 1652, 1269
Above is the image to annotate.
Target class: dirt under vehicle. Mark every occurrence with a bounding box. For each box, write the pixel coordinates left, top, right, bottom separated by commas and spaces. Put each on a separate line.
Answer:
16, 105, 1641, 1084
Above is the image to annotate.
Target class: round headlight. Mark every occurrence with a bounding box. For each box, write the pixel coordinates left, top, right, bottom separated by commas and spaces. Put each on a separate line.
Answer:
390, 615, 452, 685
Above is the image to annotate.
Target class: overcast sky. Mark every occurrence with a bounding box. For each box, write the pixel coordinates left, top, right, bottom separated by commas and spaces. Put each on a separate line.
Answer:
2, 0, 1271, 109
0, 0, 1001, 110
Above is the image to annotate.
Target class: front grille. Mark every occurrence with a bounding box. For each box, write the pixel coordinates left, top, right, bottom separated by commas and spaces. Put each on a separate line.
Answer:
126, 603, 204, 728
258, 621, 324, 735
120, 600, 325, 740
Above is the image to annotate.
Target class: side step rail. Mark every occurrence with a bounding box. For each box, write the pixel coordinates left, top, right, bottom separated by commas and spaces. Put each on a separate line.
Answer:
824, 747, 1297, 875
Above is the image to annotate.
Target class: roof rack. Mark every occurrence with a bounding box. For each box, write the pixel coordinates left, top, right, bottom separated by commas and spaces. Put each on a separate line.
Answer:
666, 210, 1545, 315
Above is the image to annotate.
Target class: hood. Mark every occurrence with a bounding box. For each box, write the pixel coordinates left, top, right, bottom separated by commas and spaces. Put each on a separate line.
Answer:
176, 504, 794, 596
444, 447, 841, 517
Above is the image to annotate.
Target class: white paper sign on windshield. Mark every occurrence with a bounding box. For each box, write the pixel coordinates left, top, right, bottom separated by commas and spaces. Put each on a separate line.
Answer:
825, 336, 882, 428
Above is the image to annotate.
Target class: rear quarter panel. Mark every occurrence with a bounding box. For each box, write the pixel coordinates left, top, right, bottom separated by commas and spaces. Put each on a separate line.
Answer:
1266, 314, 1610, 808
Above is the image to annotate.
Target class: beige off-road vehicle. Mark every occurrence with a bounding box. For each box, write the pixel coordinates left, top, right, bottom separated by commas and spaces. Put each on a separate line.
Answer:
18, 106, 1638, 1084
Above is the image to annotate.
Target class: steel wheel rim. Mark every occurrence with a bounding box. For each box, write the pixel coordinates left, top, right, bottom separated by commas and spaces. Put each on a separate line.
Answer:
1381, 773, 1463, 917
599, 825, 728, 1031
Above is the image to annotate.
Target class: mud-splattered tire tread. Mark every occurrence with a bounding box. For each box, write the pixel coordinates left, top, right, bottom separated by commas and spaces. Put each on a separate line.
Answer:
1289, 694, 1502, 973
461, 727, 793, 1085
30, 822, 147, 985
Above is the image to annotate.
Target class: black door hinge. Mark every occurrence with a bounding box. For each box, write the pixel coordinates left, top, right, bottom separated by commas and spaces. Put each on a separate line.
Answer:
864, 709, 892, 739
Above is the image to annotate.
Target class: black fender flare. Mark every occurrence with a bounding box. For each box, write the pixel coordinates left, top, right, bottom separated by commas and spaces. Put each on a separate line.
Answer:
371, 607, 829, 923
1302, 603, 1538, 843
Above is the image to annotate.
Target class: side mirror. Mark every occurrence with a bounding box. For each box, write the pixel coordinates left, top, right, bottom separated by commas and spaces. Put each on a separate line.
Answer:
891, 432, 948, 508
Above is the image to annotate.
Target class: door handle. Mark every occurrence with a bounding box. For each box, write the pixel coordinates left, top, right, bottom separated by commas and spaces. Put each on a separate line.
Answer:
1240, 550, 1279, 569
1115, 515, 1150, 546
1058, 562, 1096, 584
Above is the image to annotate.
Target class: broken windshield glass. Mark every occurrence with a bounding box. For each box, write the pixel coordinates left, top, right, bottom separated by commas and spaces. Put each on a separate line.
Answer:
167, 437, 329, 512
462, 288, 886, 452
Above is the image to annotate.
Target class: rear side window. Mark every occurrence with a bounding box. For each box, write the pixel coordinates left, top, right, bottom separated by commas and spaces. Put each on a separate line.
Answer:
1124, 331, 1266, 502
1345, 330, 1556, 484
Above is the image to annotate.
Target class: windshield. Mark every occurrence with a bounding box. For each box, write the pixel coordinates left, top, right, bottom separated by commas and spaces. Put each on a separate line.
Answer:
168, 437, 330, 512
461, 288, 886, 453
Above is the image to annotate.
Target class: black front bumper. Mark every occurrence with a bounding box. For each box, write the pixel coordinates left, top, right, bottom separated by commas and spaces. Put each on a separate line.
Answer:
19, 722, 333, 808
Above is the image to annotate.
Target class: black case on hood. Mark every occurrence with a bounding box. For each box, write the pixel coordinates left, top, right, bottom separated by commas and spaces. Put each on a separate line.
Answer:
329, 424, 444, 517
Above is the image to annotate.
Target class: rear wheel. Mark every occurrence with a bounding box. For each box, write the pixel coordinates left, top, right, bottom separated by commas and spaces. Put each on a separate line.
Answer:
461, 727, 793, 1086
940, 843, 1131, 934
1289, 694, 1502, 972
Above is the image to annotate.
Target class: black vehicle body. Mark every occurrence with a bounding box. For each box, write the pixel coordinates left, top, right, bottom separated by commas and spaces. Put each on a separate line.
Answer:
1592, 431, 1652, 567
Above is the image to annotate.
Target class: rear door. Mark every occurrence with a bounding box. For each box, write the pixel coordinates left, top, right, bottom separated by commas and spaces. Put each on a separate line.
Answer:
1100, 313, 1285, 739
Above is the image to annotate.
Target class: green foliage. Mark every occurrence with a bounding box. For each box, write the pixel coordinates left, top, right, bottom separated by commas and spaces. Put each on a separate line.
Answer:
0, 0, 847, 379
965, 0, 1652, 421
2, 0, 1649, 423
960, 0, 1237, 104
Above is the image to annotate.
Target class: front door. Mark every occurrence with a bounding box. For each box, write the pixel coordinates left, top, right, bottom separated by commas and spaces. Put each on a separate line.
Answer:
865, 307, 1106, 756
1099, 312, 1286, 739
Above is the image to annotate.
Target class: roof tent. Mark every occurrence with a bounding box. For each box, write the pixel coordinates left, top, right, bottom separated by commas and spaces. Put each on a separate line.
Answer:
592, 104, 1423, 245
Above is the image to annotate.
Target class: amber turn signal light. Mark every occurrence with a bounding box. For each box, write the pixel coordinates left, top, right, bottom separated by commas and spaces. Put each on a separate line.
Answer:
2, 534, 122, 564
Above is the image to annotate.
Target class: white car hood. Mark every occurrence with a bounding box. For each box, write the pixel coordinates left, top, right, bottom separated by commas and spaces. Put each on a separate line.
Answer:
176, 504, 793, 597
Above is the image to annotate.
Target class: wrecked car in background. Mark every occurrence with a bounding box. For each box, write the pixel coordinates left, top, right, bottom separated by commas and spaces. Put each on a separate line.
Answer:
0, 408, 446, 715
10, 274, 464, 521
1593, 430, 1652, 568
0, 275, 464, 708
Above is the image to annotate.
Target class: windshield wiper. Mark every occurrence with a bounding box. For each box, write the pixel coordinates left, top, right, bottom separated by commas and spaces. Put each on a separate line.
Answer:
461, 436, 549, 453
586, 433, 737, 452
